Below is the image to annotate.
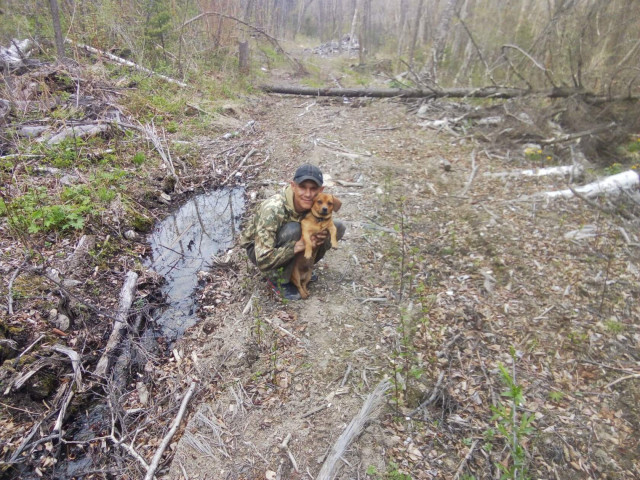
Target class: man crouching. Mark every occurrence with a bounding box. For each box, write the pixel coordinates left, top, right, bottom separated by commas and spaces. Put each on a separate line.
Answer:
240, 164, 345, 300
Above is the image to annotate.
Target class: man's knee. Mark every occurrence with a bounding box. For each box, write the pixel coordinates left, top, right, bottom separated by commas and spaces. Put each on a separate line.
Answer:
335, 220, 346, 242
276, 222, 301, 246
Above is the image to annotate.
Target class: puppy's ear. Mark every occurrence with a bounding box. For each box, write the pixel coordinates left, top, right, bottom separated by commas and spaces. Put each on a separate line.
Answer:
332, 195, 342, 212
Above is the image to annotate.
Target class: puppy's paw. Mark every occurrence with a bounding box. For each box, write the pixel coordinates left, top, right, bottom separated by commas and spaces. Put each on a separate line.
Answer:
304, 252, 313, 259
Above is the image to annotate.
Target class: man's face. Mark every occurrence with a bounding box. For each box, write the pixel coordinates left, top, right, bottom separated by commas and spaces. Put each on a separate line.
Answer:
291, 180, 323, 213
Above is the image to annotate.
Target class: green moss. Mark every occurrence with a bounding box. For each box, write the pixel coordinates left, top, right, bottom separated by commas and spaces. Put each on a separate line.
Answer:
28, 369, 59, 400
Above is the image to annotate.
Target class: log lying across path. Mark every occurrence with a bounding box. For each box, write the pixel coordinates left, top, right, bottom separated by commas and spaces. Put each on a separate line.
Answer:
261, 84, 638, 102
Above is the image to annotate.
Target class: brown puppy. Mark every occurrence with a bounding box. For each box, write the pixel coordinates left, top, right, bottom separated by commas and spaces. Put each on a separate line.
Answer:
290, 193, 342, 299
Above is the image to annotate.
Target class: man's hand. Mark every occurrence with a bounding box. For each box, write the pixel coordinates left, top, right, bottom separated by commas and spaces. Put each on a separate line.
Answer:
293, 230, 329, 254
312, 230, 329, 246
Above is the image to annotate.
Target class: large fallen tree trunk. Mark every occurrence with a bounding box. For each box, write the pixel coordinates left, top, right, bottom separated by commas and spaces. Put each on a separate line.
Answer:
543, 170, 639, 199
261, 85, 638, 101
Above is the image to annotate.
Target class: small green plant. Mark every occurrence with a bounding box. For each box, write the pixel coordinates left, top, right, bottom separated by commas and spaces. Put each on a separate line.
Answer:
604, 162, 624, 175
488, 349, 534, 479
524, 147, 544, 163
385, 462, 411, 480
132, 152, 146, 166
365, 462, 412, 479
548, 390, 564, 403
604, 319, 624, 334
165, 120, 178, 133
623, 135, 640, 155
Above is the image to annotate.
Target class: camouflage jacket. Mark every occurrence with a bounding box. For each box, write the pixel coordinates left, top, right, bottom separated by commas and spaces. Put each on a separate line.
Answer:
240, 185, 303, 271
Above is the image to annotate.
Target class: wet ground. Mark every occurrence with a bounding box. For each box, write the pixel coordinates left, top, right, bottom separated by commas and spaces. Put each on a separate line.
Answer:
147, 187, 245, 340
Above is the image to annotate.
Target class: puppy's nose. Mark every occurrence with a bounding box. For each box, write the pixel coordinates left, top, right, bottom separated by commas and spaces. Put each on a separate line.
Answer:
321, 207, 328, 214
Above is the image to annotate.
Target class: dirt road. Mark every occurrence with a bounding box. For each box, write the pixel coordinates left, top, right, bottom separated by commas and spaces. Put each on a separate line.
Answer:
169, 94, 640, 479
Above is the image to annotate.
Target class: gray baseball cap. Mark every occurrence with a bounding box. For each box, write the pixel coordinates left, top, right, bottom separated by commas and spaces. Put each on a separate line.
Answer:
293, 164, 323, 186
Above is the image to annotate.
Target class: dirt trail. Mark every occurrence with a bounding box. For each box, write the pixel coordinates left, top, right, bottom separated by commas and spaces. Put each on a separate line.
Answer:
169, 97, 429, 479
169, 93, 640, 480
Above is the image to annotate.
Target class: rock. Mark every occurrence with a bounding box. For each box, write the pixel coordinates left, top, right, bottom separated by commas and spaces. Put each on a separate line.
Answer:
56, 313, 71, 331
17, 126, 47, 137
60, 174, 81, 186
124, 230, 138, 240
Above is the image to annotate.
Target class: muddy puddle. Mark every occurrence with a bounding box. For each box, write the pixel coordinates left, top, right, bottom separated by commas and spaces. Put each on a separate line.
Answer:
43, 188, 246, 479
147, 187, 245, 340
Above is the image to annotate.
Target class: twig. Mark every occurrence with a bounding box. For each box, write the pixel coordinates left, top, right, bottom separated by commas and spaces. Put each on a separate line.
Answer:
13, 334, 44, 367
501, 44, 555, 88
540, 122, 616, 145
280, 433, 299, 472
220, 148, 257, 186
453, 440, 479, 480
340, 364, 353, 388
581, 360, 637, 375
109, 433, 150, 471
7, 259, 28, 315
357, 297, 387, 303
52, 387, 75, 434
410, 371, 445, 416
263, 317, 304, 344
605, 373, 640, 389
178, 460, 189, 479
567, 185, 634, 221
302, 404, 329, 418
459, 149, 478, 196
144, 381, 198, 480
186, 103, 211, 115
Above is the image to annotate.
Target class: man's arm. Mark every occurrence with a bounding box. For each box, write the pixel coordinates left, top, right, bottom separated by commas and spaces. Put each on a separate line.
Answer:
253, 204, 297, 271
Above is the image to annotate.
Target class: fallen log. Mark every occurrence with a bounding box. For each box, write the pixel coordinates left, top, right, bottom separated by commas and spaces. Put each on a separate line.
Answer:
46, 124, 109, 145
94, 271, 138, 378
68, 40, 187, 88
262, 85, 526, 98
485, 164, 584, 179
542, 170, 639, 199
261, 85, 639, 101
0, 39, 39, 70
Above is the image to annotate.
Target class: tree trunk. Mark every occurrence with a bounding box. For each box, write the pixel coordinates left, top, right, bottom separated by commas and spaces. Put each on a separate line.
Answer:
48, 0, 65, 60
396, 0, 408, 60
238, 40, 249, 74
408, 0, 424, 69
348, 1, 358, 51
427, 0, 460, 81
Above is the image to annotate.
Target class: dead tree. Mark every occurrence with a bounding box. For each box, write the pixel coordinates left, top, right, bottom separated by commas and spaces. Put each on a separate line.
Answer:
48, 0, 65, 59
